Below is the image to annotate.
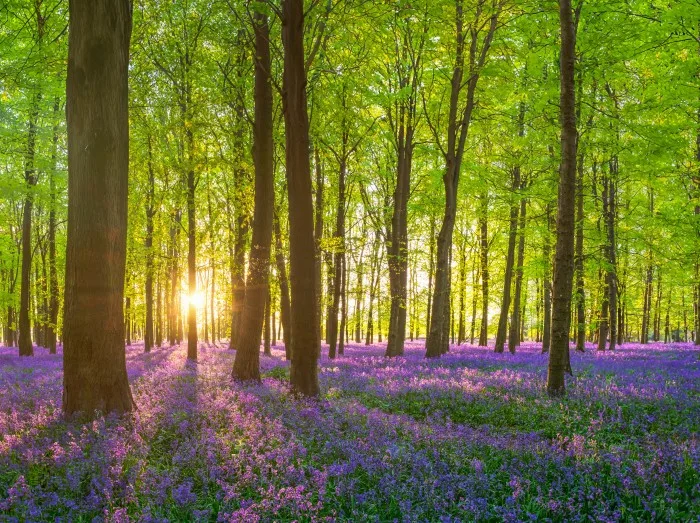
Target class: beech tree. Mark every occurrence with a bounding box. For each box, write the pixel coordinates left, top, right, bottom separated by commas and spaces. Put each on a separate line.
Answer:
62, 0, 134, 415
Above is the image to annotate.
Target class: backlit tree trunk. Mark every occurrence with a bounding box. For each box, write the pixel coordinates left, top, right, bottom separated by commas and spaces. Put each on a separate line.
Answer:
233, 11, 274, 382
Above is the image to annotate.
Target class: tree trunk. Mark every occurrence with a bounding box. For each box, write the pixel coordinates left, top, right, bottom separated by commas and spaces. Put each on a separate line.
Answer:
495, 169, 520, 353
574, 142, 585, 352
282, 0, 319, 395
144, 136, 155, 353
426, 217, 435, 339
328, 155, 347, 359
18, 93, 41, 357
508, 192, 527, 353
314, 146, 324, 349
63, 0, 134, 415
264, 286, 271, 355
478, 192, 489, 346
233, 11, 274, 381
274, 211, 292, 359
546, 0, 577, 396
470, 253, 478, 344
641, 262, 652, 344
605, 164, 618, 350
47, 97, 60, 354
542, 205, 553, 353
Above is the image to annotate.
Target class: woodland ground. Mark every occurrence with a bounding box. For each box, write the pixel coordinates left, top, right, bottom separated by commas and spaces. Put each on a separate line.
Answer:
0, 340, 698, 522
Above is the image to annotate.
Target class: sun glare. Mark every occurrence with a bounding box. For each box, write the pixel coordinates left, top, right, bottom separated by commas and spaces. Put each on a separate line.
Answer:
184, 291, 205, 309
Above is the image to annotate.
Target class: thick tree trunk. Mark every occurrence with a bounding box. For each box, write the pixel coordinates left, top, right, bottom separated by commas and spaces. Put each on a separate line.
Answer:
546, 0, 577, 396
282, 0, 319, 396
63, 0, 134, 415
233, 11, 274, 381
425, 171, 456, 357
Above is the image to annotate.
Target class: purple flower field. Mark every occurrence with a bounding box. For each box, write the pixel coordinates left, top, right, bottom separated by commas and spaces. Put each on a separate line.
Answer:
1, 341, 698, 522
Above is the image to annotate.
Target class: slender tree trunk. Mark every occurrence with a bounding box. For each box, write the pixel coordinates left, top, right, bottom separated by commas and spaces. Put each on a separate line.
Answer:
508, 192, 527, 353
479, 192, 489, 346
328, 156, 347, 359
426, 0, 497, 357
48, 97, 60, 354
314, 147, 324, 348
156, 276, 163, 347
186, 134, 197, 360
495, 169, 520, 353
274, 211, 292, 359
426, 217, 435, 338
574, 135, 586, 352
18, 93, 41, 357
546, 0, 577, 396
339, 253, 347, 355
542, 205, 553, 353
457, 240, 467, 345
470, 254, 478, 344
606, 165, 618, 350
233, 11, 274, 381
653, 270, 662, 342
641, 262, 652, 343
282, 0, 319, 395
264, 286, 271, 355
63, 0, 134, 415
145, 136, 155, 353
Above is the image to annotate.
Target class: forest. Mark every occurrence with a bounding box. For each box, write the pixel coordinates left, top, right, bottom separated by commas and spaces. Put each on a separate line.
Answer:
0, 0, 699, 521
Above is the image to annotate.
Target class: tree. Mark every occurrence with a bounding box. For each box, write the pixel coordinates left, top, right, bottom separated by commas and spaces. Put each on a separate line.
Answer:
281, 0, 319, 396
62, 0, 134, 415
425, 0, 500, 358
546, 0, 578, 397
233, 8, 274, 382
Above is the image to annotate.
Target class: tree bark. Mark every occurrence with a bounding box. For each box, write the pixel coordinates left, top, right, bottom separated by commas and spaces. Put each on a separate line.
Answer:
327, 152, 347, 358
274, 211, 292, 359
546, 0, 578, 396
282, 0, 319, 396
542, 204, 553, 353
508, 191, 527, 353
63, 0, 134, 415
426, 0, 498, 358
478, 192, 489, 346
495, 169, 520, 353
47, 97, 60, 354
233, 11, 274, 381
18, 93, 40, 357
144, 136, 155, 353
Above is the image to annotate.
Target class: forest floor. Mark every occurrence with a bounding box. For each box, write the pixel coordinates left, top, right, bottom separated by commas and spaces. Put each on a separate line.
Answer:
0, 340, 698, 522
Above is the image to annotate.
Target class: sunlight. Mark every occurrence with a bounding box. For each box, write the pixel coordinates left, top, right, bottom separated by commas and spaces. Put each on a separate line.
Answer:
184, 291, 205, 309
